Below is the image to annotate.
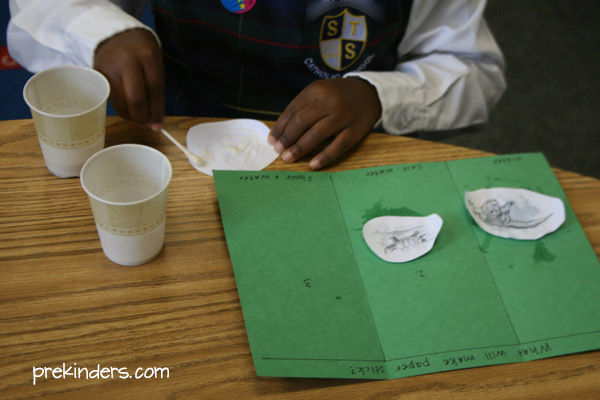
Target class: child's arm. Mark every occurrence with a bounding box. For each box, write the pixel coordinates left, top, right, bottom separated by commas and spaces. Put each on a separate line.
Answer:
269, 0, 506, 170
7, 0, 153, 72
8, 0, 162, 128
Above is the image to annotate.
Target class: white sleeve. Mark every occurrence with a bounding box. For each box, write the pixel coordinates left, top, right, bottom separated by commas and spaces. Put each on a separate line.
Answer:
7, 0, 154, 73
345, 0, 506, 135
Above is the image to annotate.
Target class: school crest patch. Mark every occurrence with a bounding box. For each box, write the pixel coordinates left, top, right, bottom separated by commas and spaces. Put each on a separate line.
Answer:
320, 9, 367, 71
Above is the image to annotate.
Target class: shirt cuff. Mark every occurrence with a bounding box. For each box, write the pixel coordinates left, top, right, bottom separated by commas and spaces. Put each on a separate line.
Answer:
66, 3, 159, 68
344, 71, 426, 135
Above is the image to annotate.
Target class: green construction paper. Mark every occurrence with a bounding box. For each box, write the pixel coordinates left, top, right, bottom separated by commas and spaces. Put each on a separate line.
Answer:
213, 153, 600, 380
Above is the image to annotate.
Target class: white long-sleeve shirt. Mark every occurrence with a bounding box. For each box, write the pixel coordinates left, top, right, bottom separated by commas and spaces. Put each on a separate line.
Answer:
7, 0, 505, 135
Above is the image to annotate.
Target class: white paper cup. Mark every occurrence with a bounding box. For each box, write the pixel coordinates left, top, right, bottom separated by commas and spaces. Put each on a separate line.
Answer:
24, 65, 110, 178
80, 144, 172, 266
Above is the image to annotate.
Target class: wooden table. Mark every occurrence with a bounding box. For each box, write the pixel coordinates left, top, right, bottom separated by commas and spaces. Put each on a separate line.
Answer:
1, 116, 599, 399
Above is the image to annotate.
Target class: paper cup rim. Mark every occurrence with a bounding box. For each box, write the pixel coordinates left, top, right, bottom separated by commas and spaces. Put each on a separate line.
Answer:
23, 65, 110, 119
80, 144, 172, 207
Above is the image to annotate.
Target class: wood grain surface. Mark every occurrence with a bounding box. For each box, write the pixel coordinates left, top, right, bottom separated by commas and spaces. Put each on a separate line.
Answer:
1, 117, 598, 399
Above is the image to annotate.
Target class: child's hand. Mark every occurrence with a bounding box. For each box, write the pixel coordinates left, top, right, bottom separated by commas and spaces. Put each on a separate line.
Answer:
94, 29, 164, 131
268, 77, 382, 170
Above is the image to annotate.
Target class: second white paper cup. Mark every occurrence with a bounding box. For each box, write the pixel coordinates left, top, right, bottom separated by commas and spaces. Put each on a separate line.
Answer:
80, 144, 172, 266
24, 65, 110, 178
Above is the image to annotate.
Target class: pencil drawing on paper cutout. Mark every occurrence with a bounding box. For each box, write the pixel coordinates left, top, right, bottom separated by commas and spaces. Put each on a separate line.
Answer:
468, 199, 553, 229
464, 187, 565, 240
363, 214, 443, 263
383, 227, 431, 255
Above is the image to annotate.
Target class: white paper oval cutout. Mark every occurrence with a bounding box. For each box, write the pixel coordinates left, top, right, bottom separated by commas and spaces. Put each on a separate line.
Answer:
362, 214, 443, 263
465, 187, 565, 240
186, 119, 279, 176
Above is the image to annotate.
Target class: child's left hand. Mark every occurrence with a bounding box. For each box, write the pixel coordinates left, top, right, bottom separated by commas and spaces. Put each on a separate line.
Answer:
268, 77, 382, 170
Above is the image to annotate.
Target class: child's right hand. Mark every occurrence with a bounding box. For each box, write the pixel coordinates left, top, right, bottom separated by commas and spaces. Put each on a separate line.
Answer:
93, 29, 165, 131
